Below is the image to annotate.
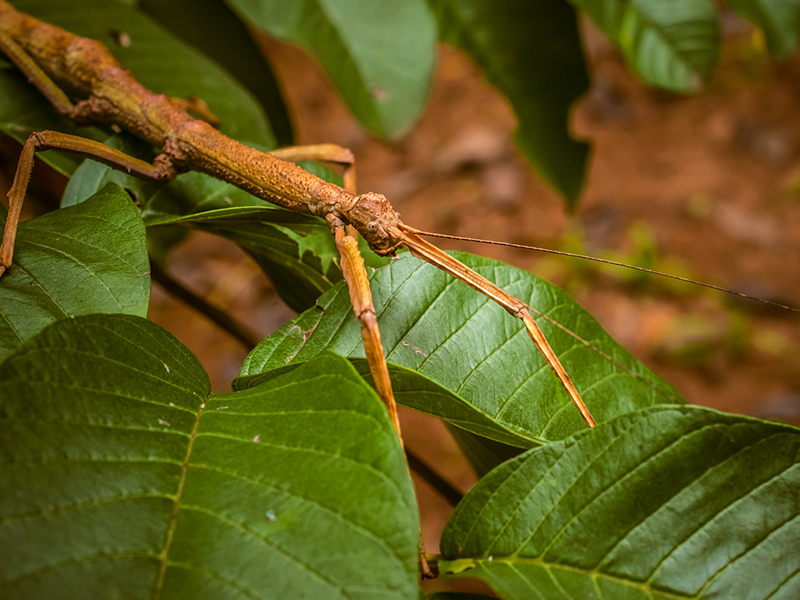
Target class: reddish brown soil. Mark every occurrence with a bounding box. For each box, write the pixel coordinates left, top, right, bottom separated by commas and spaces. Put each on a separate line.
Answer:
4, 18, 800, 597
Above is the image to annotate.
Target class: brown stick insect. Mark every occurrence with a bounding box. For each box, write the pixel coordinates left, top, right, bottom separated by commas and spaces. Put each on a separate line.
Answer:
2, 1, 797, 446
0, 0, 601, 440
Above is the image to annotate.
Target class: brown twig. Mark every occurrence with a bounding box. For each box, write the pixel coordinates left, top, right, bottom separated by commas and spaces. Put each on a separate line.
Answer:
405, 449, 464, 506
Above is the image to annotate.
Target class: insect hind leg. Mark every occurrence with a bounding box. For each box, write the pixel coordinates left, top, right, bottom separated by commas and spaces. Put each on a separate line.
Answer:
1, 131, 175, 277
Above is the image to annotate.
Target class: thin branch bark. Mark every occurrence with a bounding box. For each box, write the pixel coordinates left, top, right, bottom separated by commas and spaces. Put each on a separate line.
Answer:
405, 449, 463, 506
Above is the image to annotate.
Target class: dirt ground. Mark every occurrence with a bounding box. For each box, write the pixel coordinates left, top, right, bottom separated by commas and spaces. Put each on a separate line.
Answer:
3, 14, 800, 597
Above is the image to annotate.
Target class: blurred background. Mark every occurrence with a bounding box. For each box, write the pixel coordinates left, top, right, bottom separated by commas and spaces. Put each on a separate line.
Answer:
2, 9, 799, 596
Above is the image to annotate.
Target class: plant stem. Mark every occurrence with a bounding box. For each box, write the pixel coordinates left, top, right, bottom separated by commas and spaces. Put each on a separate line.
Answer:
405, 449, 463, 506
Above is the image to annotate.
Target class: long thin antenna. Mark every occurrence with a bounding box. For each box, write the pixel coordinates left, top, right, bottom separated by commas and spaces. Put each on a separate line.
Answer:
408, 228, 800, 314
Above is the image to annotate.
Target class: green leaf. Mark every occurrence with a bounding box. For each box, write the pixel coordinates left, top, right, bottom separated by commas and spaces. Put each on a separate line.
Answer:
439, 405, 800, 600
572, 0, 721, 92
1, 0, 275, 163
225, 0, 438, 137
0, 72, 106, 176
238, 251, 683, 445
137, 0, 294, 145
0, 183, 149, 363
428, 593, 496, 599
0, 314, 420, 598
727, 0, 800, 57
429, 0, 590, 206
148, 204, 343, 312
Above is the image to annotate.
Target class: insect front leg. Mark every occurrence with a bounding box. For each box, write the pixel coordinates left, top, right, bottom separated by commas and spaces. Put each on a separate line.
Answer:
328, 216, 402, 439
396, 226, 596, 428
270, 142, 402, 433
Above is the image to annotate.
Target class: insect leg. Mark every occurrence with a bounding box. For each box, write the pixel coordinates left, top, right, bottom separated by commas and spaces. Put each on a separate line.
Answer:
328, 218, 402, 439
396, 226, 596, 428
0, 30, 73, 115
270, 144, 357, 192
1, 131, 175, 277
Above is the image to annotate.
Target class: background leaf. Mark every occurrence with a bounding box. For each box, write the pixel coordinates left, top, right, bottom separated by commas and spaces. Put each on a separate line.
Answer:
571, 0, 720, 92
439, 405, 800, 600
224, 0, 438, 137
429, 0, 590, 205
0, 314, 419, 599
0, 183, 149, 363
727, 0, 800, 57
238, 252, 683, 445
136, 0, 294, 146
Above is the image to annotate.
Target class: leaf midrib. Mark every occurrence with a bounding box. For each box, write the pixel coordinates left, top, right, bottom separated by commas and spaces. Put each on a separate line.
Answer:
464, 556, 696, 600
152, 397, 206, 598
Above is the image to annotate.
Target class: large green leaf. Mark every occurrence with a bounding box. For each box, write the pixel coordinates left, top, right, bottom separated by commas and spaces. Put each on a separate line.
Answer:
439, 405, 800, 600
728, 0, 800, 57
225, 0, 438, 137
137, 0, 294, 146
1, 0, 275, 163
571, 0, 720, 92
429, 0, 590, 206
0, 314, 419, 599
427, 594, 495, 599
0, 183, 149, 363
238, 252, 683, 446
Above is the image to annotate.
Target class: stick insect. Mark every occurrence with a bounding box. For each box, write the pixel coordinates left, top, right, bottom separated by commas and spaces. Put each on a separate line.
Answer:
0, 0, 601, 439
2, 2, 796, 444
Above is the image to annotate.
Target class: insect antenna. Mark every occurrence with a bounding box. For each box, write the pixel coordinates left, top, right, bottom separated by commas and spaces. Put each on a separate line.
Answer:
407, 228, 800, 314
